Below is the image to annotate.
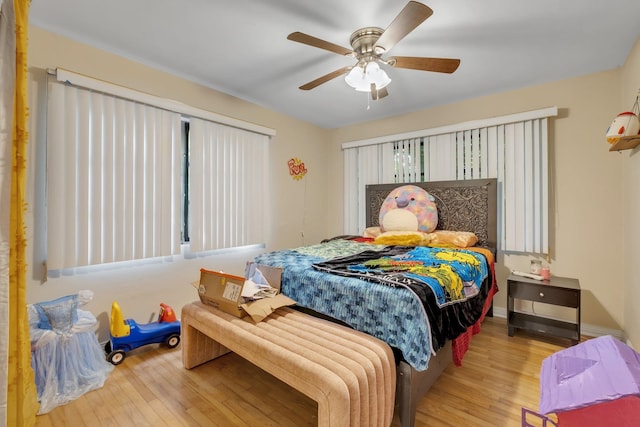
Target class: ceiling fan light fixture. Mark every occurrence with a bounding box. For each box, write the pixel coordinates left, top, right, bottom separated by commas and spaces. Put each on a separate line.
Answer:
345, 62, 391, 92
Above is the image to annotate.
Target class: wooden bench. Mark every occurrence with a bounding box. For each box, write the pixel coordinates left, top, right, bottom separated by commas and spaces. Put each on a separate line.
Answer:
181, 301, 396, 427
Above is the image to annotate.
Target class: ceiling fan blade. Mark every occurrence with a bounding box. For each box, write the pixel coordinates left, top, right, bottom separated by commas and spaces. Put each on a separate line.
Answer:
299, 66, 351, 90
371, 84, 389, 101
374, 1, 433, 52
287, 32, 353, 56
391, 56, 460, 73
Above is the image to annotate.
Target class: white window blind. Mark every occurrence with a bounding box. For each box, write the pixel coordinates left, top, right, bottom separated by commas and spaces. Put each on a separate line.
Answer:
394, 138, 422, 183
46, 81, 183, 270
343, 142, 394, 233
188, 118, 268, 252
343, 107, 556, 254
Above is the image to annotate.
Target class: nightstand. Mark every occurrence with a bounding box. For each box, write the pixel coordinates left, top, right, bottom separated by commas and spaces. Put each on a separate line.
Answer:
507, 274, 581, 344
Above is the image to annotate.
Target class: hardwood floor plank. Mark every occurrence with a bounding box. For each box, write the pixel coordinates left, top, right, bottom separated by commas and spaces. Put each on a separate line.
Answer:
35, 317, 577, 426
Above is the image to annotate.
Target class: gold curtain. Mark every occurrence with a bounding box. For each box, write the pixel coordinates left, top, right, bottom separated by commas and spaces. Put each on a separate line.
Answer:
7, 0, 38, 425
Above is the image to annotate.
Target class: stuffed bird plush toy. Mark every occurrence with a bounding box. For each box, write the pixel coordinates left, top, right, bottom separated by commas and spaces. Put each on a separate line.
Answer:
363, 185, 439, 245
379, 185, 438, 234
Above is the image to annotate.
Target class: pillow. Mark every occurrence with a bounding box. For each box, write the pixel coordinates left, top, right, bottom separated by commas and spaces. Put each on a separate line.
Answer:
363, 226, 382, 238
428, 230, 478, 248
374, 230, 433, 246
379, 185, 438, 233
33, 294, 79, 334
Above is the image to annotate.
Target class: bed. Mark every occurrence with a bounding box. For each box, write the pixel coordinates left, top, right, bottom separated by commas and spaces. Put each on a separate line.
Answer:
254, 178, 498, 427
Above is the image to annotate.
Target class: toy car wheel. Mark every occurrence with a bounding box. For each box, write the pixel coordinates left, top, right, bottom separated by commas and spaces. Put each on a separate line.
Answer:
104, 341, 112, 354
166, 334, 180, 348
107, 350, 126, 365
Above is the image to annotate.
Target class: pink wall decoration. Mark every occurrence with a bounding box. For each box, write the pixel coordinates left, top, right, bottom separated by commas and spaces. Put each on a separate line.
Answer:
288, 157, 308, 180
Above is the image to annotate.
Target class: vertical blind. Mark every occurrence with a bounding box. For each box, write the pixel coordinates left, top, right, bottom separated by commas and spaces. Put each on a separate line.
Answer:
46, 82, 183, 270
45, 69, 274, 270
188, 118, 268, 252
343, 108, 556, 254
394, 138, 422, 182
343, 142, 395, 236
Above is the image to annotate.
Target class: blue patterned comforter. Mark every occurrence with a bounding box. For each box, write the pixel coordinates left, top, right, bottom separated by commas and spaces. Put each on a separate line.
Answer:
255, 239, 491, 371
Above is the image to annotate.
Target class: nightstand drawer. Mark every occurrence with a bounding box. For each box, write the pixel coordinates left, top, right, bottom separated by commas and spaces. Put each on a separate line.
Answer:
509, 282, 579, 307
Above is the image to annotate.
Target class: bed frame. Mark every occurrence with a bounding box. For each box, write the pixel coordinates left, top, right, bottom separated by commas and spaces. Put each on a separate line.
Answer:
365, 178, 497, 427
365, 178, 497, 248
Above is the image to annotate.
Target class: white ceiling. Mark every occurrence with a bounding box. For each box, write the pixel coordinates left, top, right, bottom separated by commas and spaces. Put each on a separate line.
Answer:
29, 0, 640, 129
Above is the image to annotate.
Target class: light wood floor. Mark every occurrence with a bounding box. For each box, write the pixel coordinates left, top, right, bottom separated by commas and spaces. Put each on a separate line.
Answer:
35, 316, 572, 427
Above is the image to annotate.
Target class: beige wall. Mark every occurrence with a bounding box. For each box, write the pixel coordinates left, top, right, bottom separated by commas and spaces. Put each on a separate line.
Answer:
25, 27, 329, 341
327, 69, 628, 333
621, 36, 640, 349
26, 24, 639, 344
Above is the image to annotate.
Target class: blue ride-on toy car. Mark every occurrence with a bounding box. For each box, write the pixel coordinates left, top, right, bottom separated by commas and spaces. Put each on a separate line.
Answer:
105, 301, 181, 365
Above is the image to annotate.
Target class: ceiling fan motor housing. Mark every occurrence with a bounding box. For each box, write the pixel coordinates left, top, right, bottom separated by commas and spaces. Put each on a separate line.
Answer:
350, 27, 386, 63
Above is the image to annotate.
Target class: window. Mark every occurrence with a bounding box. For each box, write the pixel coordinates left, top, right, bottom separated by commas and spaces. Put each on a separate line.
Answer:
46, 82, 183, 270
188, 118, 268, 252
343, 107, 557, 254
45, 69, 273, 271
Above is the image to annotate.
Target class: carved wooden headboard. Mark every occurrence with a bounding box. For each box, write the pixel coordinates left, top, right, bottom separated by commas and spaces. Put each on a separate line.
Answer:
365, 178, 497, 249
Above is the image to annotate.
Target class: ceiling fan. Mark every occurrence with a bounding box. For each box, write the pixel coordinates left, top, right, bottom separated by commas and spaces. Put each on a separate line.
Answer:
287, 1, 460, 100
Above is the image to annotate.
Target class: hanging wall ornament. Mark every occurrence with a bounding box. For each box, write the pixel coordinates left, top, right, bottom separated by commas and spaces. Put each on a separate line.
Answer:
606, 94, 640, 145
288, 157, 308, 180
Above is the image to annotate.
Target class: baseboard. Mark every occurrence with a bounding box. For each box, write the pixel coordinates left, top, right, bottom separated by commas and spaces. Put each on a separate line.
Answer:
581, 324, 626, 341
491, 307, 626, 341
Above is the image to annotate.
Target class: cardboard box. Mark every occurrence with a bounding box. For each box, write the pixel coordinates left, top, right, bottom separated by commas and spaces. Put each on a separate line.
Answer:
198, 269, 247, 318
197, 264, 295, 322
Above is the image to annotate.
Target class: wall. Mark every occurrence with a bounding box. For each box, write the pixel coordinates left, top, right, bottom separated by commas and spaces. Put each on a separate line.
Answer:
621, 36, 640, 349
327, 69, 627, 333
25, 27, 330, 341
